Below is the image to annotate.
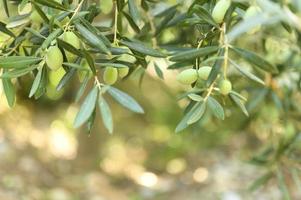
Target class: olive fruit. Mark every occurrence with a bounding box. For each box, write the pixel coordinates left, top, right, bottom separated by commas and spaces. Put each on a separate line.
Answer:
62, 31, 80, 61
219, 79, 232, 95
63, 31, 80, 49
212, 0, 231, 24
198, 66, 212, 80
46, 46, 63, 71
103, 67, 118, 85
18, 3, 32, 15
30, 10, 43, 24
118, 67, 129, 78
176, 69, 198, 85
243, 6, 261, 34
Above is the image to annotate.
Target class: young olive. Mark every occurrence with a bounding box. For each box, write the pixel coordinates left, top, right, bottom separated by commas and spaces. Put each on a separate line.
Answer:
62, 31, 80, 61
46, 46, 63, 71
118, 67, 130, 78
103, 67, 118, 85
212, 0, 231, 24
176, 69, 198, 85
197, 66, 212, 80
219, 79, 232, 95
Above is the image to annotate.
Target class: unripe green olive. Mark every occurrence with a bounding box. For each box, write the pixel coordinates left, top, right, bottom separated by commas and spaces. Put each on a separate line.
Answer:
197, 66, 212, 80
176, 69, 198, 85
30, 10, 43, 24
212, 0, 231, 24
62, 31, 80, 62
18, 3, 32, 15
46, 46, 63, 71
244, 6, 261, 34
118, 67, 129, 78
103, 67, 118, 85
63, 31, 80, 49
219, 79, 232, 95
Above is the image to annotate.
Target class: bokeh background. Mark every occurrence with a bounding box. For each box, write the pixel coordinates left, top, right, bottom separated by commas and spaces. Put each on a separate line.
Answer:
1, 0, 301, 200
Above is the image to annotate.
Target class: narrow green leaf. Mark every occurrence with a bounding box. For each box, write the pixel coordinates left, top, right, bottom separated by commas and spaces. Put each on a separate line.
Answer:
207, 96, 224, 120
206, 48, 225, 86
73, 86, 98, 128
56, 68, 76, 91
75, 23, 109, 54
98, 96, 113, 134
170, 46, 219, 62
107, 86, 144, 114
2, 76, 15, 107
229, 93, 249, 116
229, 59, 265, 85
175, 102, 201, 133
75, 73, 89, 102
120, 40, 166, 58
249, 172, 273, 192
128, 0, 140, 25
187, 101, 206, 124
0, 65, 37, 78
154, 63, 164, 79
29, 67, 43, 97
231, 47, 278, 73
0, 56, 42, 68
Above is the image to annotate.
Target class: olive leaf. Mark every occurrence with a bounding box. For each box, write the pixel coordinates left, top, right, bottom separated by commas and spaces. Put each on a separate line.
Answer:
74, 86, 99, 128
0, 56, 42, 68
170, 46, 219, 62
107, 86, 144, 114
207, 96, 225, 120
98, 96, 114, 134
230, 46, 278, 74
120, 40, 166, 58
2, 75, 15, 108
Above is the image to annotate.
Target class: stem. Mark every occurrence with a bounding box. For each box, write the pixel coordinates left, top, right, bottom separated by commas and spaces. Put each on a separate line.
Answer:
113, 1, 118, 45
64, 0, 86, 32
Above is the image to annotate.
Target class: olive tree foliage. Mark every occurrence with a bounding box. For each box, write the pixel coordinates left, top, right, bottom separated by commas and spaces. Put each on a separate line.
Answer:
1, 0, 301, 194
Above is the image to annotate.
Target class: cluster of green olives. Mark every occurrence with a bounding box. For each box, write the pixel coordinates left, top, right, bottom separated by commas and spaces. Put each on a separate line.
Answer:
176, 67, 232, 95
103, 67, 129, 85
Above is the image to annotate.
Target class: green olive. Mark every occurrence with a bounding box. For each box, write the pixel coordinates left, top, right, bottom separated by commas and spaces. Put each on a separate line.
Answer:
46, 46, 63, 71
118, 67, 129, 78
62, 31, 80, 61
219, 79, 232, 95
103, 67, 118, 85
244, 6, 261, 34
176, 69, 198, 85
30, 10, 43, 24
18, 3, 32, 15
197, 66, 212, 80
63, 31, 80, 49
212, 0, 231, 24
